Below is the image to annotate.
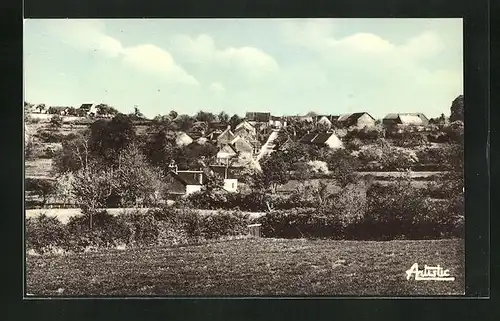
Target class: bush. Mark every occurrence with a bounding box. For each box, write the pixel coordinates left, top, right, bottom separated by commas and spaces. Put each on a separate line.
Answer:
203, 210, 250, 239
65, 211, 130, 252
35, 130, 66, 143
257, 177, 463, 241
26, 214, 69, 254
345, 138, 363, 151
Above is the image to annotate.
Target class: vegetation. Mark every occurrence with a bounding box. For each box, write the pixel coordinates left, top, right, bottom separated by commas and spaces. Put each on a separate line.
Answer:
26, 238, 464, 296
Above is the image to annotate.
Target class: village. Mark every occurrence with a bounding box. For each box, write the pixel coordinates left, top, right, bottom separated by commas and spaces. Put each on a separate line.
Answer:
25, 101, 449, 203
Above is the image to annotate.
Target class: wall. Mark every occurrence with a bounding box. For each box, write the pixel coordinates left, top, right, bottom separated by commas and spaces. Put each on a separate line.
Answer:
324, 134, 344, 149
223, 179, 238, 193
186, 185, 202, 195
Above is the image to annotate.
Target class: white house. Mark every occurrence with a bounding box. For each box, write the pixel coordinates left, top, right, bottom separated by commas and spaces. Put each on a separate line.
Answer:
210, 165, 239, 193
216, 144, 238, 165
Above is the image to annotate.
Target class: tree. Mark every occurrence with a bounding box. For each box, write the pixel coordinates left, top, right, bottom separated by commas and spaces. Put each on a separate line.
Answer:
71, 163, 116, 229
195, 111, 216, 123
218, 111, 229, 124
326, 149, 360, 187
89, 114, 137, 167
115, 145, 164, 207
133, 105, 145, 119
229, 114, 242, 129
50, 114, 63, 128
142, 130, 177, 170
26, 178, 56, 206
169, 110, 178, 120
175, 114, 194, 132
35, 104, 46, 113
306, 111, 318, 117
450, 94, 464, 122
259, 152, 291, 193
53, 132, 91, 173
95, 104, 120, 117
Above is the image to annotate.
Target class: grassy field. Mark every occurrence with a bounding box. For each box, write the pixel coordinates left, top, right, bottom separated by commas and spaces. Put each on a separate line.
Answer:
26, 238, 464, 296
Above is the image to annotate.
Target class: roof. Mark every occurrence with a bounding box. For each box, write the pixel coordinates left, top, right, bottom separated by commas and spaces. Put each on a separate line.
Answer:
79, 103, 93, 110
177, 171, 203, 185
168, 171, 202, 186
383, 113, 428, 120
299, 132, 318, 143
235, 120, 255, 131
338, 112, 374, 123
218, 144, 238, 155
209, 166, 239, 179
246, 112, 271, 122
398, 115, 424, 125
310, 133, 336, 145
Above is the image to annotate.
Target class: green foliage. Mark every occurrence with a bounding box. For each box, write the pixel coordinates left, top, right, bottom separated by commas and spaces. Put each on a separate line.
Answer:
175, 114, 194, 131
195, 111, 216, 123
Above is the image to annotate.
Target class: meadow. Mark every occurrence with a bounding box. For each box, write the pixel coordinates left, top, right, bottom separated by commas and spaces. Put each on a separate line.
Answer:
26, 238, 464, 296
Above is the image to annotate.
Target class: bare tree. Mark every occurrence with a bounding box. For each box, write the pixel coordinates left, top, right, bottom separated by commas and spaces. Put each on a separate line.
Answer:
71, 163, 116, 229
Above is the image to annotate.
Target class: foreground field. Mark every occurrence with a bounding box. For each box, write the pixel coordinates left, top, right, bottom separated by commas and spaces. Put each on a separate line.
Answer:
26, 238, 464, 296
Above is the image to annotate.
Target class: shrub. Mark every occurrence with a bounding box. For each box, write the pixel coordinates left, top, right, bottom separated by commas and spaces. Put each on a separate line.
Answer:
35, 130, 65, 143
345, 138, 363, 151
203, 210, 250, 239
26, 214, 69, 254
118, 210, 159, 246
65, 211, 130, 252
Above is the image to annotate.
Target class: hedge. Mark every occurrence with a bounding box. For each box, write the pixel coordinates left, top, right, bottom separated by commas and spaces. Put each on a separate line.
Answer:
26, 208, 252, 254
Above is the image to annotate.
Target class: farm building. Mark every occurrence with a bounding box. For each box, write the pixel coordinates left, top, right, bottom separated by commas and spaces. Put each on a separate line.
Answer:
337, 112, 375, 128
246, 112, 271, 126
382, 113, 429, 127
277, 136, 295, 151
299, 132, 343, 149
175, 131, 194, 147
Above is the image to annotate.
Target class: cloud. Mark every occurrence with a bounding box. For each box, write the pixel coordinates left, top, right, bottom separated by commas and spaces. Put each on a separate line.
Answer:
172, 34, 279, 79
208, 82, 226, 93
45, 19, 198, 85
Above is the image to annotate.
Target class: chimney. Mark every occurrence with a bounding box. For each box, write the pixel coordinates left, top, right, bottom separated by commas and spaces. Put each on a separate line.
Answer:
227, 124, 231, 131
198, 172, 203, 184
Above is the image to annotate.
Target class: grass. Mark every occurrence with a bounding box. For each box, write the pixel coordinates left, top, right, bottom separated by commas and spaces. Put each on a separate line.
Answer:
25, 159, 53, 178
26, 238, 464, 296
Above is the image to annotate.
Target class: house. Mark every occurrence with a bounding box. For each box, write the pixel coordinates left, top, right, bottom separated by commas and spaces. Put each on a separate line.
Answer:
315, 115, 339, 128
209, 165, 239, 193
235, 120, 257, 136
246, 112, 271, 126
216, 144, 238, 165
337, 112, 376, 128
230, 136, 255, 157
79, 103, 98, 117
165, 162, 203, 196
269, 116, 287, 128
216, 125, 236, 146
299, 132, 343, 149
175, 132, 194, 147
382, 113, 429, 127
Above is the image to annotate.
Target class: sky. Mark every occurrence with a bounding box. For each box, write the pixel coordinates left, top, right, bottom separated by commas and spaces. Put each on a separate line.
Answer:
24, 18, 463, 119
